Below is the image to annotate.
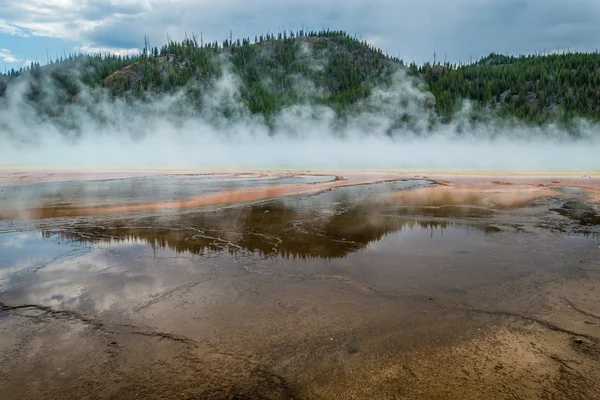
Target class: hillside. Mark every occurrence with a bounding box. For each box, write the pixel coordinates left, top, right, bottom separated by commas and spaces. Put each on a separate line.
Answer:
1, 30, 600, 129
418, 52, 600, 124
0, 31, 400, 121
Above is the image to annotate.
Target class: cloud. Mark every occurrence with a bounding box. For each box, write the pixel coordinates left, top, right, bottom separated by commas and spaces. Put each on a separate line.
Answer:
1, 0, 600, 63
0, 19, 28, 36
84, 21, 146, 50
0, 48, 20, 63
75, 43, 139, 56
363, 35, 385, 49
1, 232, 29, 248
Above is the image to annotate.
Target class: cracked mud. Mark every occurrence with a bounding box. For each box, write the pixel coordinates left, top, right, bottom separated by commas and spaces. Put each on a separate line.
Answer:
1, 171, 599, 399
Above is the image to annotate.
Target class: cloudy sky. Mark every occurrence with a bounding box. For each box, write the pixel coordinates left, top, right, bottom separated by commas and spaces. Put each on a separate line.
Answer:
1, 0, 599, 71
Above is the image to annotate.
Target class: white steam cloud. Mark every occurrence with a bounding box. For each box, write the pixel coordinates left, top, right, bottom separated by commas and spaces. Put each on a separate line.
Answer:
1, 63, 599, 173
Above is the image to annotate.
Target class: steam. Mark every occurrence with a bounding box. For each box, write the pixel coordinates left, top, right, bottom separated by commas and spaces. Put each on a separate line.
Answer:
1, 61, 599, 173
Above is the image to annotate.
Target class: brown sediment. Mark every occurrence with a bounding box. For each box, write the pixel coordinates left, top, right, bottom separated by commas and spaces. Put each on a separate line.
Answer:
305, 325, 600, 399
425, 173, 600, 198
373, 185, 559, 209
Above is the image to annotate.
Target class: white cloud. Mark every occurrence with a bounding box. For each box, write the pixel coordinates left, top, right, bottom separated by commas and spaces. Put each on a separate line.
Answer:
0, 48, 21, 63
76, 42, 139, 56
0, 0, 98, 38
363, 35, 385, 48
1, 232, 29, 247
0, 19, 28, 36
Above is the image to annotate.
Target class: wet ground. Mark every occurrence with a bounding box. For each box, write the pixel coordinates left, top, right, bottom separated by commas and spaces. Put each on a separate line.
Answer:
1, 171, 600, 399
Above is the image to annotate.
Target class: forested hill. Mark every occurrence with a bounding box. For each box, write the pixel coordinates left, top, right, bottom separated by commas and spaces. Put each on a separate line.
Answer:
1, 29, 600, 126
418, 52, 600, 124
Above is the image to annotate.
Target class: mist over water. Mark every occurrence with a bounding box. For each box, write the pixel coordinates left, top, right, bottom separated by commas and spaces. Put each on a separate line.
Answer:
1, 67, 599, 172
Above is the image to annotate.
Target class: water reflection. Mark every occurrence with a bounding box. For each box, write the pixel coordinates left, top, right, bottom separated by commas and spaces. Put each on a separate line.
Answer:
0, 231, 87, 284
44, 201, 473, 260
2, 206, 597, 316
0, 220, 481, 313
